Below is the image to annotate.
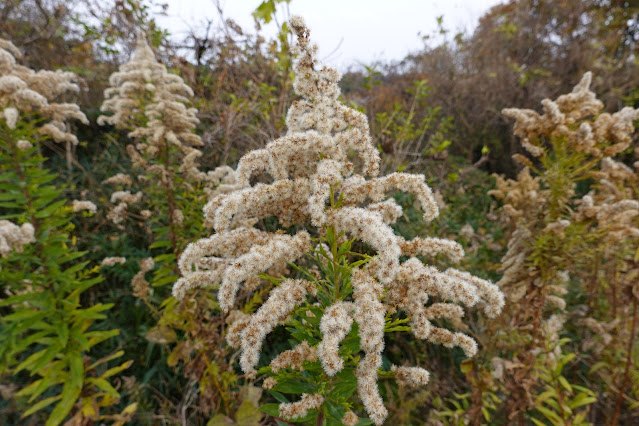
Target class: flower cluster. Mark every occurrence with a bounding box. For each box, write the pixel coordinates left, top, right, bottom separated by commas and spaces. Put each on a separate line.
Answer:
269, 340, 318, 373
72, 200, 97, 214
502, 72, 639, 159
98, 33, 218, 228
391, 365, 431, 388
106, 190, 143, 225
100, 256, 127, 267
495, 74, 639, 310
131, 257, 154, 300
173, 16, 503, 424
98, 32, 206, 179
575, 157, 639, 243
0, 38, 88, 143
0, 220, 35, 258
278, 393, 324, 420
572, 146, 639, 370
489, 168, 559, 305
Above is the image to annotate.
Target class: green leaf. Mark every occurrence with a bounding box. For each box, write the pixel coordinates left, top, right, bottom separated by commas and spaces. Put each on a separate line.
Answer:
531, 418, 547, 426
337, 239, 353, 256
62, 261, 91, 276
259, 403, 280, 417
328, 376, 357, 400
46, 352, 83, 426
569, 394, 597, 409
68, 352, 84, 386
17, 375, 62, 401
323, 399, 345, 421
101, 359, 133, 379
536, 389, 558, 405
253, 1, 276, 24
87, 350, 124, 371
273, 379, 317, 394
341, 328, 360, 354
0, 201, 23, 208
558, 376, 573, 393
65, 277, 102, 300
70, 328, 90, 351
85, 328, 120, 349
482, 406, 491, 422
589, 361, 609, 374
153, 253, 176, 264
21, 395, 62, 418
57, 250, 86, 265
3, 309, 46, 322
555, 353, 576, 375
35, 199, 66, 218
0, 291, 45, 307
268, 390, 289, 403
86, 378, 119, 397
149, 240, 173, 249
151, 275, 179, 287
12, 330, 52, 354
71, 303, 114, 320
16, 343, 61, 374
384, 325, 411, 332
55, 322, 69, 347
535, 405, 562, 424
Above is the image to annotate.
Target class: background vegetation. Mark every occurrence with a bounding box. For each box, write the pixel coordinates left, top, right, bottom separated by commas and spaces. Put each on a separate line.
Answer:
1, 0, 638, 424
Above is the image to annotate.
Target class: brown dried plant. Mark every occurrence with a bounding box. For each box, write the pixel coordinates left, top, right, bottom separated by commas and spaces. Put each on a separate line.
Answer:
573, 155, 639, 424
489, 72, 639, 424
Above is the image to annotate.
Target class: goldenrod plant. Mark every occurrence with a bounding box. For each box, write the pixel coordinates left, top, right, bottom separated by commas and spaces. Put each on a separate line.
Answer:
572, 152, 639, 424
98, 32, 246, 419
488, 72, 639, 423
173, 17, 504, 425
3, 2, 639, 424
98, 31, 210, 248
0, 38, 133, 425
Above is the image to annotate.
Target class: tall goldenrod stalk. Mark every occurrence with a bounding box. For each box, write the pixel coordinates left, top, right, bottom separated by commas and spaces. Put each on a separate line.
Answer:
98, 31, 247, 418
173, 16, 504, 425
0, 37, 133, 426
491, 72, 639, 423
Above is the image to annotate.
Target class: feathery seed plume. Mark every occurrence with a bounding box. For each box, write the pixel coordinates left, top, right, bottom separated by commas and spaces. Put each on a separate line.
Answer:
172, 16, 503, 424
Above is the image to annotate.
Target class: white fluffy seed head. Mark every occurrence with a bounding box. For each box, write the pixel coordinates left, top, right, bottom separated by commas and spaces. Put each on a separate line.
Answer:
0, 220, 35, 257
72, 200, 97, 214
318, 301, 353, 376
392, 365, 430, 388
171, 16, 504, 425
0, 38, 87, 144
278, 393, 324, 420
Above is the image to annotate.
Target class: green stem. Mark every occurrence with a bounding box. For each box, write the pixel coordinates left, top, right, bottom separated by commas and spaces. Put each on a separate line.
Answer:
331, 227, 339, 301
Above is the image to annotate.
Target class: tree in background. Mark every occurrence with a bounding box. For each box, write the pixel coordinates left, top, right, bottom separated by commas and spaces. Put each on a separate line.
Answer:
400, 0, 639, 174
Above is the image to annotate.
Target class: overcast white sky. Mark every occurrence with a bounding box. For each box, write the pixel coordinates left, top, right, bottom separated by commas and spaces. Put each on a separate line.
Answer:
158, 0, 503, 68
